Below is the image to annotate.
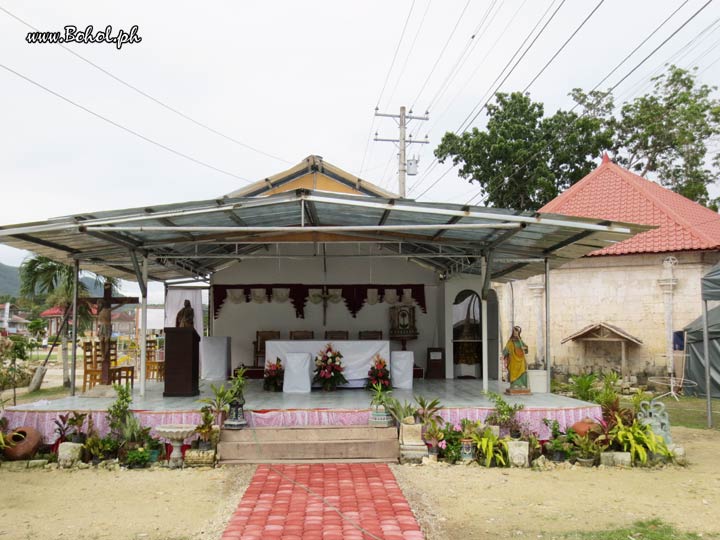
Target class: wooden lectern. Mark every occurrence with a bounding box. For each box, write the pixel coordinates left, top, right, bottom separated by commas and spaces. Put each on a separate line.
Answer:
163, 327, 200, 397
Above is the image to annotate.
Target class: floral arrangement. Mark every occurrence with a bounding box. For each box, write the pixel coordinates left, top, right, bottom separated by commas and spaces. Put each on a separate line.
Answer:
365, 354, 391, 390
263, 358, 284, 392
313, 344, 348, 391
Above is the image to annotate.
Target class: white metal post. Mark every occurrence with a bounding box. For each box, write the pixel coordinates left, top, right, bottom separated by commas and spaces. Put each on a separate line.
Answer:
481, 296, 488, 394
140, 256, 148, 397
702, 299, 712, 428
545, 258, 551, 393
398, 106, 406, 197
70, 260, 79, 396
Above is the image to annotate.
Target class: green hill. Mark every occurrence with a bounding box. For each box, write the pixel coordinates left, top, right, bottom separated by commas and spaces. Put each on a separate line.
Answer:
0, 263, 105, 298
0, 262, 20, 296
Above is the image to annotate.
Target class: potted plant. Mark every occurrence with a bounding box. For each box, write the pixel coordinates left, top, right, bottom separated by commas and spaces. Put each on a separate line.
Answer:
313, 344, 348, 391
423, 419, 444, 457
459, 419, 483, 462
486, 392, 525, 438
542, 419, 575, 462
368, 383, 394, 427
610, 414, 672, 466
263, 358, 284, 392
195, 406, 216, 451
414, 396, 443, 426
573, 434, 600, 467
471, 427, 508, 467
84, 435, 104, 465
52, 412, 71, 453
366, 354, 391, 390
125, 447, 150, 469
200, 383, 233, 425
66, 411, 88, 444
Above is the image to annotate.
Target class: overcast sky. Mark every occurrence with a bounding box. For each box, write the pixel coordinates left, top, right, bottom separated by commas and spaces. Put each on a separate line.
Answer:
1, 0, 719, 302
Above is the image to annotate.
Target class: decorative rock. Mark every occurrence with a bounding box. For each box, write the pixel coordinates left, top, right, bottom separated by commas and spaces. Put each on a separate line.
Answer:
507, 441, 530, 468
1, 460, 29, 471
669, 444, 686, 464
44, 462, 59, 470
399, 422, 427, 464
531, 455, 552, 471
613, 451, 632, 468
184, 449, 215, 467
58, 442, 83, 468
27, 459, 49, 469
599, 452, 615, 467
637, 400, 672, 445
76, 462, 91, 470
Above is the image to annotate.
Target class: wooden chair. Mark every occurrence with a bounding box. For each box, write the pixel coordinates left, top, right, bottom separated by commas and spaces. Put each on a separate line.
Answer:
325, 330, 349, 340
82, 340, 102, 392
146, 338, 164, 381
358, 330, 383, 340
289, 330, 314, 340
253, 331, 280, 367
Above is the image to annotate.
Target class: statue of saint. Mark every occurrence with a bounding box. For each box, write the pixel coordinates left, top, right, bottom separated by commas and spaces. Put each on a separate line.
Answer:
175, 299, 195, 329
503, 326, 529, 391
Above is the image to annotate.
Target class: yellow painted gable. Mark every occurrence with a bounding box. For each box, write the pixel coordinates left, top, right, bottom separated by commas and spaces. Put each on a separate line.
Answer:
263, 171, 364, 196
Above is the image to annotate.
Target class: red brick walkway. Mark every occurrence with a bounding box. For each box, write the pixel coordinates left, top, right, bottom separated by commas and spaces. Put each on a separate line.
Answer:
221, 463, 424, 540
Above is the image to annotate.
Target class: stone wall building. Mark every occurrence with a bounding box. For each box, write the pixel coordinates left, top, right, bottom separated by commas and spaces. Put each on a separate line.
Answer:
494, 155, 720, 381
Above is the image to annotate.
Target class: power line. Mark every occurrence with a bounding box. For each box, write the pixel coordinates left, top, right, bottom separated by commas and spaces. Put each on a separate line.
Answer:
522, 0, 606, 93
586, 0, 691, 94
0, 62, 251, 183
385, 0, 433, 109
459, 0, 717, 207
359, 0, 417, 177
410, 0, 472, 110
460, 0, 567, 131
407, 0, 546, 196
0, 4, 293, 166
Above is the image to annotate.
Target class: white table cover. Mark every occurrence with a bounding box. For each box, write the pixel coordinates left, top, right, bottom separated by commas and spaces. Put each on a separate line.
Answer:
390, 351, 414, 389
283, 352, 313, 393
200, 336, 230, 380
267, 340, 390, 387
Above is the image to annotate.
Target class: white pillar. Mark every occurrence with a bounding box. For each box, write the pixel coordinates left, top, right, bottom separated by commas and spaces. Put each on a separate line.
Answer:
545, 259, 551, 393
528, 282, 545, 366
481, 296, 488, 394
70, 260, 79, 396
658, 257, 678, 378
139, 257, 148, 397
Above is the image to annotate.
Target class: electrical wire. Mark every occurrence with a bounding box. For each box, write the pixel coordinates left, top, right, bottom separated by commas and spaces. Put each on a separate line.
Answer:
0, 4, 293, 166
0, 62, 251, 183
522, 0, 606, 93
410, 0, 472, 110
359, 0, 417, 177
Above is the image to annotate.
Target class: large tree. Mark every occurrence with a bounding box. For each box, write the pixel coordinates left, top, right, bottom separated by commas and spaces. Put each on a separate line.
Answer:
435, 91, 614, 211
436, 65, 719, 211
612, 65, 720, 206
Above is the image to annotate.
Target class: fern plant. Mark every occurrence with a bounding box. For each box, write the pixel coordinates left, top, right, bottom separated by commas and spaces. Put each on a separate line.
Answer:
471, 427, 508, 467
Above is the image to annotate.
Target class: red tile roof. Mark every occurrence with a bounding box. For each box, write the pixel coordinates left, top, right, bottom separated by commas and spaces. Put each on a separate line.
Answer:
539, 155, 720, 256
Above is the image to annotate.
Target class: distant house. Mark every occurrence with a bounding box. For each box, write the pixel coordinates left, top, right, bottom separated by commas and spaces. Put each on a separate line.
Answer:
40, 304, 138, 339
495, 155, 720, 381
1, 302, 30, 335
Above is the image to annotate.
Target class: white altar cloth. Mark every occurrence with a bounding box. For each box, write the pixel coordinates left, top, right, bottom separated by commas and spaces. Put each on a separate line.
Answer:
200, 336, 230, 380
266, 340, 390, 387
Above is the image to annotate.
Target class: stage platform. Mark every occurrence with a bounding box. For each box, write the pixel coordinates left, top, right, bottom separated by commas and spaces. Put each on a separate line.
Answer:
4, 379, 599, 442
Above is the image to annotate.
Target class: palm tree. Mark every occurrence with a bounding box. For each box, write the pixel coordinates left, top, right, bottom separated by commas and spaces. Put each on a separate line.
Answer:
19, 256, 117, 387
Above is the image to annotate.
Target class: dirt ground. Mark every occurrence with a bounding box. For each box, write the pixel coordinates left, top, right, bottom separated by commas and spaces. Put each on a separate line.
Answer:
392, 426, 720, 540
1, 427, 719, 540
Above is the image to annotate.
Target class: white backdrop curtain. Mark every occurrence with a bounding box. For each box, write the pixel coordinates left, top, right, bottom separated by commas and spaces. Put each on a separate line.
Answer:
164, 288, 204, 336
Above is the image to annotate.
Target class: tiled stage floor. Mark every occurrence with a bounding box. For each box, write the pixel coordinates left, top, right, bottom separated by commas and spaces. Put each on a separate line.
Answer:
9, 378, 590, 413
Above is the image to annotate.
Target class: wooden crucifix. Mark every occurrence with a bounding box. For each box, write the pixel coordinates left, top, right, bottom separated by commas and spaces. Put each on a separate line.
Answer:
87, 282, 139, 385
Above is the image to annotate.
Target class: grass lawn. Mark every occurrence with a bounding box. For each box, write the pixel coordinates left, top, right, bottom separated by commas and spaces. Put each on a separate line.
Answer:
619, 395, 720, 430
563, 519, 716, 540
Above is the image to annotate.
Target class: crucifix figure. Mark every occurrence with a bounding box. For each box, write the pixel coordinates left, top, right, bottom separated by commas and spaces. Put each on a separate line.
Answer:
88, 282, 138, 385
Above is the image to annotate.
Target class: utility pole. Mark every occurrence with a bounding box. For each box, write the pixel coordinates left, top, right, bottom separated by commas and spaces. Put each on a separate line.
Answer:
374, 106, 429, 197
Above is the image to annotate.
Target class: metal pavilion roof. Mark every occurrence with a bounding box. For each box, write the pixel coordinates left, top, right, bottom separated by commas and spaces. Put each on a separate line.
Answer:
0, 189, 650, 283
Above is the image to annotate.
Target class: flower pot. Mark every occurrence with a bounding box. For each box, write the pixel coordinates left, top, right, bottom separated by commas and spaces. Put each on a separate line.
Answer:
550, 450, 567, 463
571, 418, 597, 438
575, 456, 595, 467
3, 426, 42, 461
428, 444, 439, 456
460, 439, 475, 462
198, 440, 213, 452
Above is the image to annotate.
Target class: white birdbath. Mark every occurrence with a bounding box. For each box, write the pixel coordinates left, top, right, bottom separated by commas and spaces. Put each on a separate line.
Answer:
155, 424, 197, 469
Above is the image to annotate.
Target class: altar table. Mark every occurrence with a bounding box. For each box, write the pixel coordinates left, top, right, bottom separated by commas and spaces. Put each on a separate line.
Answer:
266, 340, 390, 388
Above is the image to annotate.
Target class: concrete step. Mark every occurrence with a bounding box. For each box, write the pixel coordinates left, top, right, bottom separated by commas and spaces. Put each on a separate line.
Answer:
219, 458, 393, 465
217, 438, 399, 463
220, 425, 397, 443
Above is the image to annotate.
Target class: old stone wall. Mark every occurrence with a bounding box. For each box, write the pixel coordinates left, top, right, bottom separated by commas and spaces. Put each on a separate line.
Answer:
494, 251, 719, 380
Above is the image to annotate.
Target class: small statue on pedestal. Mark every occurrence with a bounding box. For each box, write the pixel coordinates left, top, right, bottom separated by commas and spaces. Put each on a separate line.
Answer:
503, 326, 531, 395
175, 299, 194, 329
